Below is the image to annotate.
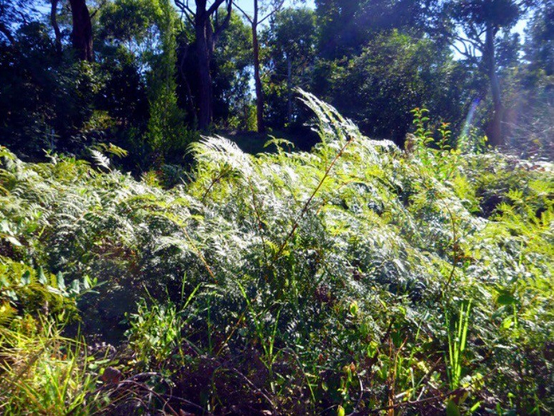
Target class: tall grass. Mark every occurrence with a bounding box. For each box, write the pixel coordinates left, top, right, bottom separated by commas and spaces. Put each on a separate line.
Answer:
0, 321, 101, 415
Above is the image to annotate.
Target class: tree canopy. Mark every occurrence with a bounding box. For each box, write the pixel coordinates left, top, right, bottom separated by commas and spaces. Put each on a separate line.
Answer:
0, 0, 551, 161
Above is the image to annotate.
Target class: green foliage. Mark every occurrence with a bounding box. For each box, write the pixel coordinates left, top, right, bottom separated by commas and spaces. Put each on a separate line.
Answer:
1, 0, 549, 160
321, 31, 471, 143
446, 300, 472, 390
0, 23, 101, 156
0, 260, 82, 326
0, 321, 102, 415
212, 11, 254, 128
100, 0, 159, 44
0, 93, 552, 413
263, 7, 317, 128
146, 0, 190, 166
126, 298, 182, 366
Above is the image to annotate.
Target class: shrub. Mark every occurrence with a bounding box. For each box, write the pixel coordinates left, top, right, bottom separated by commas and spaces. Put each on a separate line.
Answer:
0, 92, 552, 414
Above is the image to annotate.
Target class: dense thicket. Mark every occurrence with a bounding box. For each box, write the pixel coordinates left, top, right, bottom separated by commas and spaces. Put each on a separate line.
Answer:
0, 1, 553, 414
1, 94, 552, 414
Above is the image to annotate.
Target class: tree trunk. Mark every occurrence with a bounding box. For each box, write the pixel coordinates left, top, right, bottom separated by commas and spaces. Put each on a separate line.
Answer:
175, 0, 230, 129
68, 0, 93, 61
287, 53, 292, 124
484, 25, 503, 146
253, 28, 265, 132
252, 0, 265, 133
179, 44, 198, 122
196, 14, 213, 130
50, 0, 62, 57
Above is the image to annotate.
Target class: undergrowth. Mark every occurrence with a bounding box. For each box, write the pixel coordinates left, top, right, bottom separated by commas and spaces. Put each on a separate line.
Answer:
0, 93, 552, 415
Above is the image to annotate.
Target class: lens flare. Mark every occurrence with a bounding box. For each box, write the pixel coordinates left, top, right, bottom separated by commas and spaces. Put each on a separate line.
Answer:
461, 98, 480, 139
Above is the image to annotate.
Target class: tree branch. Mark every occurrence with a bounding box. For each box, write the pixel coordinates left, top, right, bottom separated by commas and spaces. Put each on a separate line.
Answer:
233, 1, 253, 24
0, 22, 15, 44
175, 0, 196, 20
50, 0, 62, 55
90, 0, 108, 19
213, 0, 232, 39
454, 33, 483, 51
207, 0, 228, 17
258, 0, 285, 25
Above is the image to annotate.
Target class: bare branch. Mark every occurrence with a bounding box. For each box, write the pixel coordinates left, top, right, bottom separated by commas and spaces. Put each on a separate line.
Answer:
454, 33, 481, 50
233, 1, 253, 24
175, 0, 195, 26
465, 24, 485, 49
258, 0, 285, 25
451, 41, 478, 64
175, 0, 195, 18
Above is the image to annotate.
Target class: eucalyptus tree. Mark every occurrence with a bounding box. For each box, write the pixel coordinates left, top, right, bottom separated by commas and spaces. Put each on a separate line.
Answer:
174, 0, 233, 130
443, 0, 536, 146
314, 0, 439, 60
68, 0, 94, 60
233, 0, 285, 133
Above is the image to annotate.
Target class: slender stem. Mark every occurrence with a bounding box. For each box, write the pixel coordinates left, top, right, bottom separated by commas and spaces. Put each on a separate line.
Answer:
272, 134, 355, 262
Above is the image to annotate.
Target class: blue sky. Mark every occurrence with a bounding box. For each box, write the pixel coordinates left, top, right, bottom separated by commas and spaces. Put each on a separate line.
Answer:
229, 1, 528, 44
202, 0, 315, 17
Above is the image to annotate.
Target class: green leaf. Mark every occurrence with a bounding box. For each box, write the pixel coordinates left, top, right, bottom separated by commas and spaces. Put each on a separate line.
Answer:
5, 236, 22, 247
446, 400, 461, 416
497, 293, 517, 305
57, 272, 66, 291
70, 279, 81, 295
21, 270, 31, 286
37, 267, 47, 285
83, 275, 91, 290
470, 401, 481, 413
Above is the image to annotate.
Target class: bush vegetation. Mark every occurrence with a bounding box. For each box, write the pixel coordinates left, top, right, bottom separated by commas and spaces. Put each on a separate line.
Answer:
0, 94, 552, 415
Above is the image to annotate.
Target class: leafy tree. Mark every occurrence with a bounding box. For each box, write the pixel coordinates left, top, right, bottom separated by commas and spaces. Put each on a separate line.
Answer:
524, 0, 554, 77
234, 0, 285, 133
146, 0, 189, 166
99, 0, 159, 46
315, 0, 364, 59
443, 0, 534, 146
0, 18, 99, 157
96, 0, 159, 127
212, 11, 253, 128
326, 31, 471, 143
315, 0, 439, 60
263, 7, 317, 127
